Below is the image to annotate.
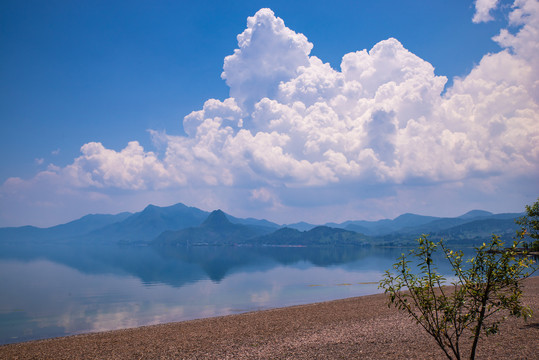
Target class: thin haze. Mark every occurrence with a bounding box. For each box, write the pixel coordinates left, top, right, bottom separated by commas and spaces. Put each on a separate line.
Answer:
1, 0, 538, 227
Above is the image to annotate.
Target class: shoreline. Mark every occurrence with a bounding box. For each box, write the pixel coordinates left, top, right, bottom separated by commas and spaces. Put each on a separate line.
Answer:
2, 277, 538, 359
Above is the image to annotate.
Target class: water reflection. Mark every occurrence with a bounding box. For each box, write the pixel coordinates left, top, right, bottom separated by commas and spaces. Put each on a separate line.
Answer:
0, 243, 474, 345
1, 243, 411, 287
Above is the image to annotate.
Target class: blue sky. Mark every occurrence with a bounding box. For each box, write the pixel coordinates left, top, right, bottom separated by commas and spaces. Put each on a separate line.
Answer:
1, 0, 538, 227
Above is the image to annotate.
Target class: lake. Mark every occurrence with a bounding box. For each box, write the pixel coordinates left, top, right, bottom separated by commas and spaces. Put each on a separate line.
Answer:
0, 243, 473, 345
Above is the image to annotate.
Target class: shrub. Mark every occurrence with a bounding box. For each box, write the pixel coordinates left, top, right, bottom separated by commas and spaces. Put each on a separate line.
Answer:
379, 234, 536, 360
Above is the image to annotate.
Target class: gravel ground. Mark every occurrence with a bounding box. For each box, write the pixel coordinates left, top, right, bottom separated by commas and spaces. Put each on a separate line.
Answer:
1, 277, 538, 359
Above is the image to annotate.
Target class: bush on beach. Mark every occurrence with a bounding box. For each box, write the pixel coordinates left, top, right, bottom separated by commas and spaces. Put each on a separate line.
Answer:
379, 199, 538, 360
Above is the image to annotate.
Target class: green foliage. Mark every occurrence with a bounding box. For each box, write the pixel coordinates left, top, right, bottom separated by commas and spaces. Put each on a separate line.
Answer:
516, 197, 539, 251
379, 235, 536, 360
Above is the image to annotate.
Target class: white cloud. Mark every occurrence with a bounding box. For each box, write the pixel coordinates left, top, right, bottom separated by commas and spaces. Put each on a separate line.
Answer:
1, 4, 538, 226
473, 0, 500, 23
250, 187, 280, 206
493, 0, 539, 71
63, 141, 171, 190
221, 8, 313, 110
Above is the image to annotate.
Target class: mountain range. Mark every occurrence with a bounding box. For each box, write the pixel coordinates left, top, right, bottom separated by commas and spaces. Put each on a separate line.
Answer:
0, 202, 523, 246
154, 209, 275, 246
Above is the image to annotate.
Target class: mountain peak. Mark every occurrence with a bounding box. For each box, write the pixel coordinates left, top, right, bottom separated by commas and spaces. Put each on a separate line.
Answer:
202, 210, 231, 228
141, 204, 158, 213
391, 213, 438, 227
393, 213, 420, 221
458, 210, 493, 219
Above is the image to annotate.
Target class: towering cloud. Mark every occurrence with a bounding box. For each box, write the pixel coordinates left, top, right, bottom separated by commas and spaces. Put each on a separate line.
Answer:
221, 8, 313, 110
2, 3, 538, 226
167, 6, 538, 188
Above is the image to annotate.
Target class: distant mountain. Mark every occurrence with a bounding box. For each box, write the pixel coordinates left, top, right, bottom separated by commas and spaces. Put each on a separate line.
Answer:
457, 210, 493, 219
154, 210, 272, 246
327, 213, 440, 236
429, 218, 520, 243
369, 212, 523, 246
485, 213, 524, 220
403, 217, 469, 234
283, 221, 318, 231
0, 226, 43, 243
0, 203, 277, 245
342, 223, 371, 234
87, 203, 210, 243
323, 211, 523, 241
254, 226, 368, 246
48, 212, 132, 236
0, 201, 524, 247
390, 212, 521, 236
154, 212, 370, 247
0, 212, 131, 243
390, 213, 440, 228
227, 215, 280, 230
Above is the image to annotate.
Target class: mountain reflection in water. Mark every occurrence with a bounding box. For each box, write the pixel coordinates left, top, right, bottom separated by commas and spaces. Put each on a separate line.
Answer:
0, 242, 472, 344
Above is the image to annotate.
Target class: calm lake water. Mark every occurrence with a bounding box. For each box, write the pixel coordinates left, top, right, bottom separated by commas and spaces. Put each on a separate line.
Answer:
0, 243, 474, 345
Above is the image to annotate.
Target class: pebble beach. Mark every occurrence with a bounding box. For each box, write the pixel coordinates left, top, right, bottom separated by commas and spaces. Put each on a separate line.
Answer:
1, 277, 538, 359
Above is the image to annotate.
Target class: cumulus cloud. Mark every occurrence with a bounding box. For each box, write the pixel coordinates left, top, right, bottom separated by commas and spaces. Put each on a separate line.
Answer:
1, 3, 538, 225
62, 141, 170, 190
493, 0, 539, 68
168, 6, 537, 189
473, 0, 500, 23
221, 8, 313, 110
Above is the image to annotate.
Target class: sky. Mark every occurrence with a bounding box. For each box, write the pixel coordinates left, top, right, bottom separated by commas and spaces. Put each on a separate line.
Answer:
1, 0, 538, 227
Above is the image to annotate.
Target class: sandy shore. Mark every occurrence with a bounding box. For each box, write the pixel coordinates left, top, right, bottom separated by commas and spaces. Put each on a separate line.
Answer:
1, 277, 538, 359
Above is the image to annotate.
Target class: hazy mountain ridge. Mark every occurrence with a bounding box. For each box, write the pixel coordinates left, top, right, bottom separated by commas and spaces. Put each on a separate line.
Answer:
255, 226, 368, 246
86, 203, 210, 244
326, 211, 522, 238
154, 210, 274, 246
155, 212, 369, 247
0, 202, 524, 246
0, 212, 132, 243
457, 210, 493, 219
